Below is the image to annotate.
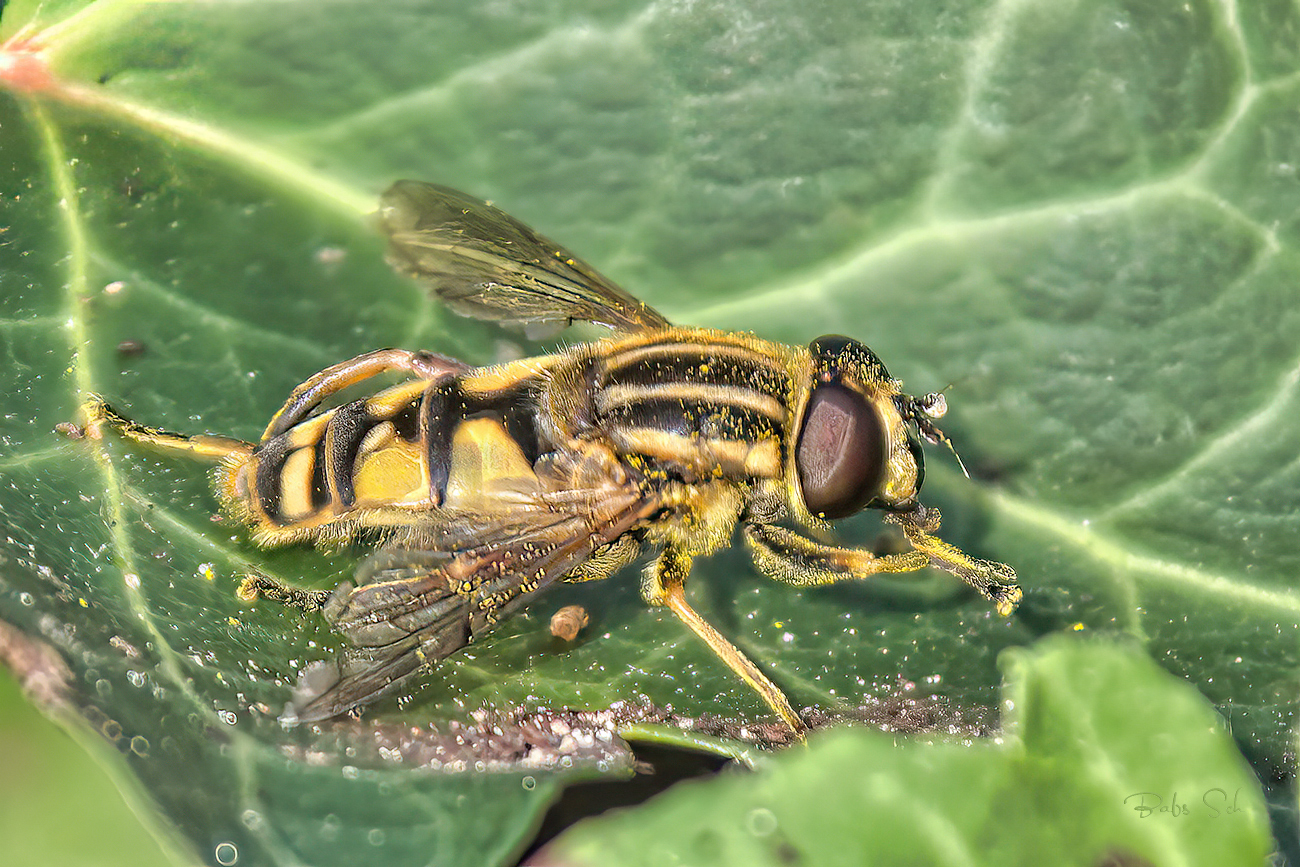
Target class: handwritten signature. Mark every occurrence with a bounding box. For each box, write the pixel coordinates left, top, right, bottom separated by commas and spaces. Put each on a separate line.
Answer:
1123, 788, 1246, 819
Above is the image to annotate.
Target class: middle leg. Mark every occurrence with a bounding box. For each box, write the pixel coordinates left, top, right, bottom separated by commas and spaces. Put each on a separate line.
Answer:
643, 545, 806, 735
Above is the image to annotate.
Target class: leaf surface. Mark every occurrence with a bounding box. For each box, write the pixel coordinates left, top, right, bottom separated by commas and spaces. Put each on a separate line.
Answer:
1, 0, 1296, 864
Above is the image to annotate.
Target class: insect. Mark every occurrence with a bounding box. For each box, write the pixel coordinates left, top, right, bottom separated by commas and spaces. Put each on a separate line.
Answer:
84, 180, 1020, 734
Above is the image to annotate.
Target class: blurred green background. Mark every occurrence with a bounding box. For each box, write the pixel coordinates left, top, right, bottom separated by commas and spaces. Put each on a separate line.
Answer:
0, 668, 170, 866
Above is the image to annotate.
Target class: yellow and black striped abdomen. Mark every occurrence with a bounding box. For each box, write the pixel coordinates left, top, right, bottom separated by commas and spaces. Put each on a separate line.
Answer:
222, 380, 435, 543
223, 358, 560, 546
579, 330, 802, 481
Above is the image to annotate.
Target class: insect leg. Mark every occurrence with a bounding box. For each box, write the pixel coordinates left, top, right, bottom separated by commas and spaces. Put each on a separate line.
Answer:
563, 537, 640, 583
643, 545, 806, 735
237, 574, 332, 611
744, 515, 1020, 616
262, 348, 469, 440
745, 523, 929, 585
82, 398, 254, 461
886, 507, 1021, 616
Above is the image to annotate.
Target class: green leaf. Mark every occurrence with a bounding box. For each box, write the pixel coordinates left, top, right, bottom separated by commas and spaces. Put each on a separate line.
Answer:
545, 639, 1274, 867
1, 0, 1297, 864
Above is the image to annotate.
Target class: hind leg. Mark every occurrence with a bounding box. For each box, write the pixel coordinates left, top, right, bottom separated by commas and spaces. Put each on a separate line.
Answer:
82, 398, 254, 462
262, 348, 469, 440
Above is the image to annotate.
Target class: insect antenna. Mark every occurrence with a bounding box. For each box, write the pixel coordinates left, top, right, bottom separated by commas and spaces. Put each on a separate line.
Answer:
904, 389, 970, 479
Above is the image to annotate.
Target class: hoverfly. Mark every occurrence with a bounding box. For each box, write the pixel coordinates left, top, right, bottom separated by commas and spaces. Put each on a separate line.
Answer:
85, 180, 1019, 734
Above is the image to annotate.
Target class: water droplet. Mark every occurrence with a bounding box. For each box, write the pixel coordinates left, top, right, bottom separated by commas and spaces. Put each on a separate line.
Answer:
129, 735, 149, 757
315, 246, 347, 266
18, 592, 33, 606
367, 828, 386, 846
241, 809, 263, 830
341, 765, 359, 780
127, 670, 145, 688
218, 709, 238, 726
214, 842, 238, 865
746, 808, 778, 837
521, 775, 536, 790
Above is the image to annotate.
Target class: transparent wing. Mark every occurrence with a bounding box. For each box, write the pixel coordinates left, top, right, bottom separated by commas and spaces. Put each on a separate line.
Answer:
380, 180, 671, 335
292, 474, 660, 722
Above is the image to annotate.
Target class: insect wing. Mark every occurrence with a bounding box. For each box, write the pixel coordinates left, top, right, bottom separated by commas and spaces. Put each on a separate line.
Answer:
380, 180, 671, 334
292, 484, 660, 722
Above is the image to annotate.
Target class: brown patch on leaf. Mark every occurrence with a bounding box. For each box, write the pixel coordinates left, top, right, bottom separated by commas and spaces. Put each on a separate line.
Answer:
283, 705, 642, 773
663, 677, 994, 749
54, 421, 85, 439
0, 619, 72, 710
278, 675, 996, 771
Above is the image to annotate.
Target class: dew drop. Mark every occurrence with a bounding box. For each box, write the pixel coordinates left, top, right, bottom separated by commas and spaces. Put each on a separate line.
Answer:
18, 592, 33, 606
746, 807, 778, 837
130, 735, 150, 757
521, 775, 536, 791
367, 828, 386, 847
214, 842, 238, 865
241, 809, 264, 830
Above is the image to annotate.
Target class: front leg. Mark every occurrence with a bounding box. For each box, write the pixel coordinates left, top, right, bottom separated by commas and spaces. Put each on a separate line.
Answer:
888, 506, 1020, 615
745, 507, 1020, 616
643, 546, 806, 735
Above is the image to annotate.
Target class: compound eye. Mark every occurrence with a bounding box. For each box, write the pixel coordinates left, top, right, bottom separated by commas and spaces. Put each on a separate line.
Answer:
796, 384, 886, 519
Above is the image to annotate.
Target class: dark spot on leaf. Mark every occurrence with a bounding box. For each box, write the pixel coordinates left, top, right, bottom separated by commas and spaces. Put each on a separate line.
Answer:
528, 739, 731, 859
770, 834, 802, 865
117, 339, 147, 358
1093, 848, 1155, 867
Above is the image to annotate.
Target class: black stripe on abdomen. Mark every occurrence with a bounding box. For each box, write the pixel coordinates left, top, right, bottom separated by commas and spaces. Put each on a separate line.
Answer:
420, 380, 462, 507
325, 402, 372, 508
254, 435, 290, 523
